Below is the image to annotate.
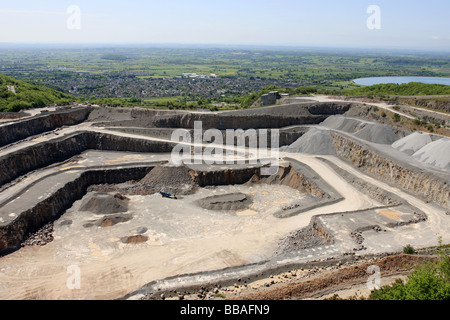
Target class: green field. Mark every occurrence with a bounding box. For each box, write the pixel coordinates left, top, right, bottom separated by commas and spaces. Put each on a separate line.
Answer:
0, 46, 449, 111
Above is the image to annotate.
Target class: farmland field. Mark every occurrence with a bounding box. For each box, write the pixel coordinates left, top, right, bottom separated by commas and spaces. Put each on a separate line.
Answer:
1, 46, 449, 103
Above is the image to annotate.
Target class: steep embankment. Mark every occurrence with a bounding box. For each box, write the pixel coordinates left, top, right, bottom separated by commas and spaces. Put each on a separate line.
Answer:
331, 132, 449, 208
91, 102, 356, 130
0, 131, 177, 187
0, 107, 92, 147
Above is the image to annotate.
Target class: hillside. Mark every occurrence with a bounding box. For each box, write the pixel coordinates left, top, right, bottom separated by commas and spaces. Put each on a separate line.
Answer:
0, 74, 75, 112
344, 82, 450, 96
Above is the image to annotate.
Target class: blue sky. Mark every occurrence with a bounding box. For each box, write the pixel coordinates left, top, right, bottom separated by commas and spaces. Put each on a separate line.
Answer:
0, 0, 449, 50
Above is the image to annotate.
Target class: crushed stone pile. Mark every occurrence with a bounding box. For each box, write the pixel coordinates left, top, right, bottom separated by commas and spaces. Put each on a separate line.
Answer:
412, 138, 450, 171
392, 132, 433, 155
275, 224, 330, 255
321, 115, 399, 145
320, 116, 365, 133
139, 165, 198, 195
79, 192, 129, 214
282, 128, 336, 155
353, 123, 399, 145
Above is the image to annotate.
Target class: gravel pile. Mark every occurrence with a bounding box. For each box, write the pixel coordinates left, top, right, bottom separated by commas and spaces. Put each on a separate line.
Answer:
320, 116, 365, 133
392, 132, 433, 155
21, 222, 54, 247
283, 128, 336, 155
412, 138, 450, 171
276, 224, 329, 255
79, 192, 129, 214
139, 165, 198, 195
321, 115, 399, 145
353, 124, 399, 145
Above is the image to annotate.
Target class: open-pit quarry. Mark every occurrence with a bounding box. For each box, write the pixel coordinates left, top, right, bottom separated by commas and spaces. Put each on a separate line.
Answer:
0, 98, 449, 300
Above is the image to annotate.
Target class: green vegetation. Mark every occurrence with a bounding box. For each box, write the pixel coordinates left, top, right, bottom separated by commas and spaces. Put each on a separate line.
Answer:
369, 255, 450, 300
370, 240, 450, 300
0, 74, 75, 112
240, 85, 319, 108
393, 113, 401, 123
100, 54, 128, 61
344, 82, 450, 96
1, 47, 449, 102
0, 47, 449, 112
403, 244, 416, 255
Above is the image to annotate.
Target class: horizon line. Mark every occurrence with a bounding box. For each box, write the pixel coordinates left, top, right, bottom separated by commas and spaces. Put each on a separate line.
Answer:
0, 42, 449, 54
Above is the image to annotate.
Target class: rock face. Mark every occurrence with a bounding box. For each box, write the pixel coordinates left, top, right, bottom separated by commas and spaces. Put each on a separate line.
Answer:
21, 222, 54, 247
331, 132, 449, 208
194, 166, 263, 187
92, 102, 355, 130
0, 131, 177, 187
0, 107, 92, 147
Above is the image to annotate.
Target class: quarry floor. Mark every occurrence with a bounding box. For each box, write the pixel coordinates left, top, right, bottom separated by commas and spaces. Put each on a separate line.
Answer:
0, 152, 447, 299
0, 105, 449, 300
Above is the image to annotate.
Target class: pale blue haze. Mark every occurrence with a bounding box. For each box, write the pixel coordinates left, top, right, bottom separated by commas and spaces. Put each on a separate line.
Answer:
0, 0, 449, 50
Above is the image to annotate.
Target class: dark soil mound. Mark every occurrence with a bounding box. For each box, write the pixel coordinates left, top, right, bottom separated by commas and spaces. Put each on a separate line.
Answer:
198, 192, 252, 211
139, 165, 198, 195
121, 235, 149, 244
79, 192, 129, 214
94, 214, 133, 228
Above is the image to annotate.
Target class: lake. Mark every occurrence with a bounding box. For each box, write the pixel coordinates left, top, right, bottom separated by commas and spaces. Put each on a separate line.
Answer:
353, 76, 450, 86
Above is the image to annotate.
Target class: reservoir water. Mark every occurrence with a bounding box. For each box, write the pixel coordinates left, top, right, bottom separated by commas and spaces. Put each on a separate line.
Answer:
353, 76, 450, 86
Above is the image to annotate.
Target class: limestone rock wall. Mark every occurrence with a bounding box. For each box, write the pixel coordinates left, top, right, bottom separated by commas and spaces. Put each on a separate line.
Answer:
0, 131, 177, 187
330, 132, 449, 208
0, 107, 92, 147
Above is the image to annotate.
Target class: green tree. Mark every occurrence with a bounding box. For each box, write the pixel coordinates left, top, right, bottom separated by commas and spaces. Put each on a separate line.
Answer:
369, 249, 450, 300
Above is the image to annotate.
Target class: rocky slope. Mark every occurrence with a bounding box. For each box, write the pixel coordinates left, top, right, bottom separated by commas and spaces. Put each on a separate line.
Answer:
0, 107, 92, 147
330, 132, 449, 208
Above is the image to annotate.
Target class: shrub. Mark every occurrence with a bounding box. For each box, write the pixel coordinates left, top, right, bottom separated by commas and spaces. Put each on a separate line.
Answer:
369, 249, 450, 300
403, 244, 416, 254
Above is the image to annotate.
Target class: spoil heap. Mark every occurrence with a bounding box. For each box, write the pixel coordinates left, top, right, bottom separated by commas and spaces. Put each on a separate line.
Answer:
139, 165, 198, 195
198, 193, 252, 211
283, 128, 336, 155
392, 132, 433, 155
79, 192, 129, 214
412, 138, 450, 170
